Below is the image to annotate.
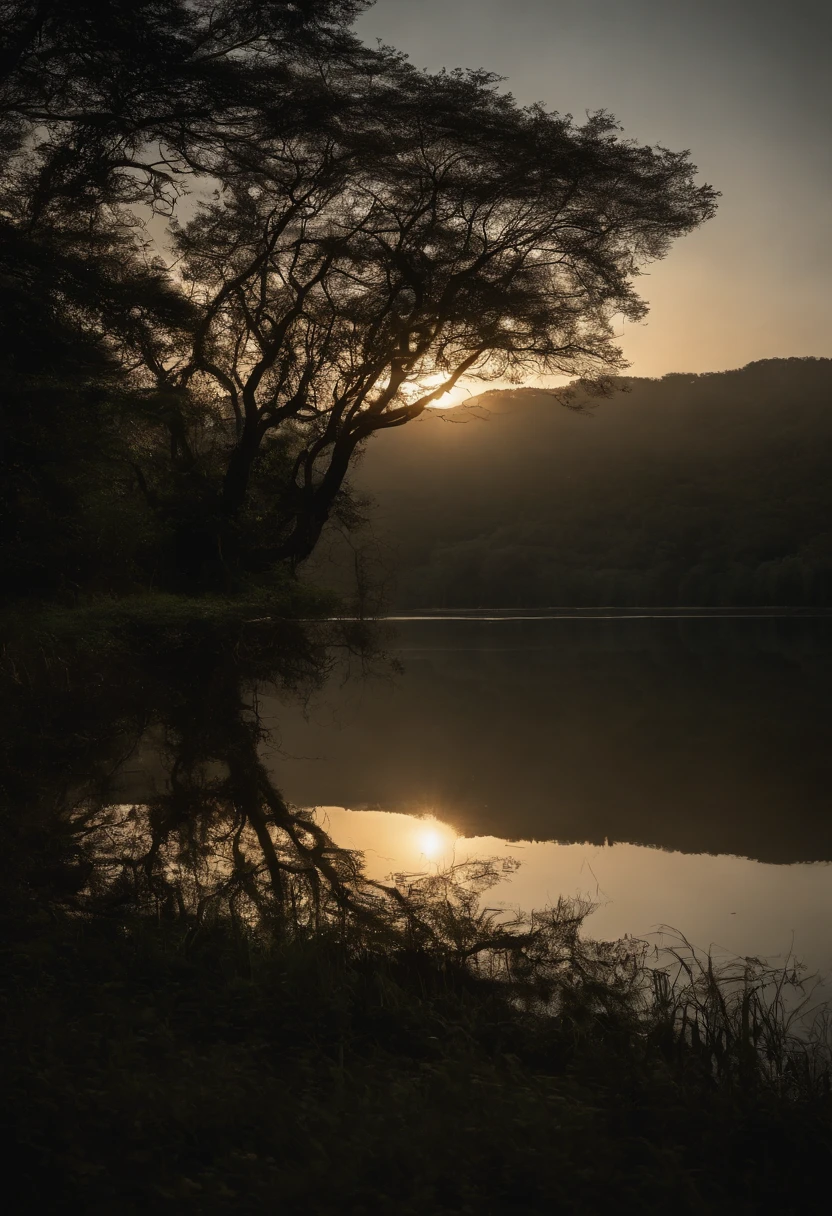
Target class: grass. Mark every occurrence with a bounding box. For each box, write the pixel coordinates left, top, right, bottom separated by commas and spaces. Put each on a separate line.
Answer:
0, 582, 341, 652
3, 878, 832, 1215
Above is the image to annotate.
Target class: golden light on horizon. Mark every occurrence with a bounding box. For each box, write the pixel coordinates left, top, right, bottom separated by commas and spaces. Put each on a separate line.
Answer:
419, 371, 576, 409
400, 372, 480, 409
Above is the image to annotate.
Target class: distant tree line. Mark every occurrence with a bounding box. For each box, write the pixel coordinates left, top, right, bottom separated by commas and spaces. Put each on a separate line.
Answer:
344, 358, 832, 608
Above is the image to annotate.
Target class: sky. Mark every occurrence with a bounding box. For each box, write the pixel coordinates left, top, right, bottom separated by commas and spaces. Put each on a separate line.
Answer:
356, 0, 832, 379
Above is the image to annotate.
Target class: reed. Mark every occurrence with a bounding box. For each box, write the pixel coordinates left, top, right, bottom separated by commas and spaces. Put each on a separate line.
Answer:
4, 863, 832, 1213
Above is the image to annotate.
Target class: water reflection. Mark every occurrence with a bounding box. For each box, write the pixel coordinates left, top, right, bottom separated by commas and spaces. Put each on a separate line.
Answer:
251, 615, 832, 983
267, 617, 832, 863
12, 611, 832, 986
318, 806, 832, 985
3, 614, 392, 935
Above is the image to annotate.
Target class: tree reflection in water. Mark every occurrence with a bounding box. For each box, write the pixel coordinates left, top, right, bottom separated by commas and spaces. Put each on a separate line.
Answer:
3, 613, 356, 926
2, 610, 550, 967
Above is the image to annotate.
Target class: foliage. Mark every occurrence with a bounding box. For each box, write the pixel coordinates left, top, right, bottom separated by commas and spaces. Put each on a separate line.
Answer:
0, 0, 715, 595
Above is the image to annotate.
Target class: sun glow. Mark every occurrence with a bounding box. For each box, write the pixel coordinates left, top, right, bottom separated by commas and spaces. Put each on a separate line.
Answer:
409, 372, 574, 410
419, 828, 444, 857
415, 818, 456, 861
400, 372, 477, 410
424, 383, 471, 409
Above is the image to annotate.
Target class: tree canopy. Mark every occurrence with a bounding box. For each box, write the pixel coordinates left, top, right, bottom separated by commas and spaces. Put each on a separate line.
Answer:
0, 0, 717, 593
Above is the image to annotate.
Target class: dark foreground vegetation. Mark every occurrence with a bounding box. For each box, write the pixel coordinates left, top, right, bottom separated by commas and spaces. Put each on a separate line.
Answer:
3, 614, 832, 1214
338, 357, 832, 609
7, 892, 832, 1215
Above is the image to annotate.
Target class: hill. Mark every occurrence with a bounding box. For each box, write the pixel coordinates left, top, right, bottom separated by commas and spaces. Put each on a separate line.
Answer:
320, 358, 832, 608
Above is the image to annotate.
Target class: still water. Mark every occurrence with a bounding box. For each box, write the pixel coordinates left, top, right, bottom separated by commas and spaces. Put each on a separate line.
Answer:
263, 614, 832, 980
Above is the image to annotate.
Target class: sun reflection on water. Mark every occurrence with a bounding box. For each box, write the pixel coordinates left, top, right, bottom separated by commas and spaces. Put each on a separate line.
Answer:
415, 818, 456, 862
312, 805, 832, 989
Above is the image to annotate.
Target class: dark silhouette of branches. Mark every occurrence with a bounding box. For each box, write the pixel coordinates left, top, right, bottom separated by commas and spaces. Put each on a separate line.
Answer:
170, 94, 716, 565
0, 1, 716, 591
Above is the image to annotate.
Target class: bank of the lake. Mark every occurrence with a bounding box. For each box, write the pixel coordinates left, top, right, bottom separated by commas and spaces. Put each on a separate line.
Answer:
5, 881, 832, 1215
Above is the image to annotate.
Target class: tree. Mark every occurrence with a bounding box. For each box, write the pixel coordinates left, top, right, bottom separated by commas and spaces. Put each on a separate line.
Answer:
168, 82, 716, 568
0, 1, 373, 215
0, 1, 717, 589
0, 0, 384, 588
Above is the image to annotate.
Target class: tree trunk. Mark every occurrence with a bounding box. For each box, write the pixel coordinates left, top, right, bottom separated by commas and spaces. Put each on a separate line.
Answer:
273, 438, 357, 565
221, 425, 260, 517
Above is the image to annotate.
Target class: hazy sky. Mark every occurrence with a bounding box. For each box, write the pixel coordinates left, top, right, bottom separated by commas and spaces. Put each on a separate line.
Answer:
356, 0, 832, 378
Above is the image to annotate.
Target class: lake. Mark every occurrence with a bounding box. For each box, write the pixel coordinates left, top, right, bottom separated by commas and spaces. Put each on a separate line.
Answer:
261, 612, 832, 983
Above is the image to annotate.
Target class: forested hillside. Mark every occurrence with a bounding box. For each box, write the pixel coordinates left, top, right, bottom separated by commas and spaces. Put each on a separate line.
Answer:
340, 358, 832, 607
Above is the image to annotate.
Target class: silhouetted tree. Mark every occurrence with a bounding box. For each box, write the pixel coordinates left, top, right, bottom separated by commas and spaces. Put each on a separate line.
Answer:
170, 92, 716, 567
0, 1, 372, 216
0, 0, 717, 588
0, 0, 382, 589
